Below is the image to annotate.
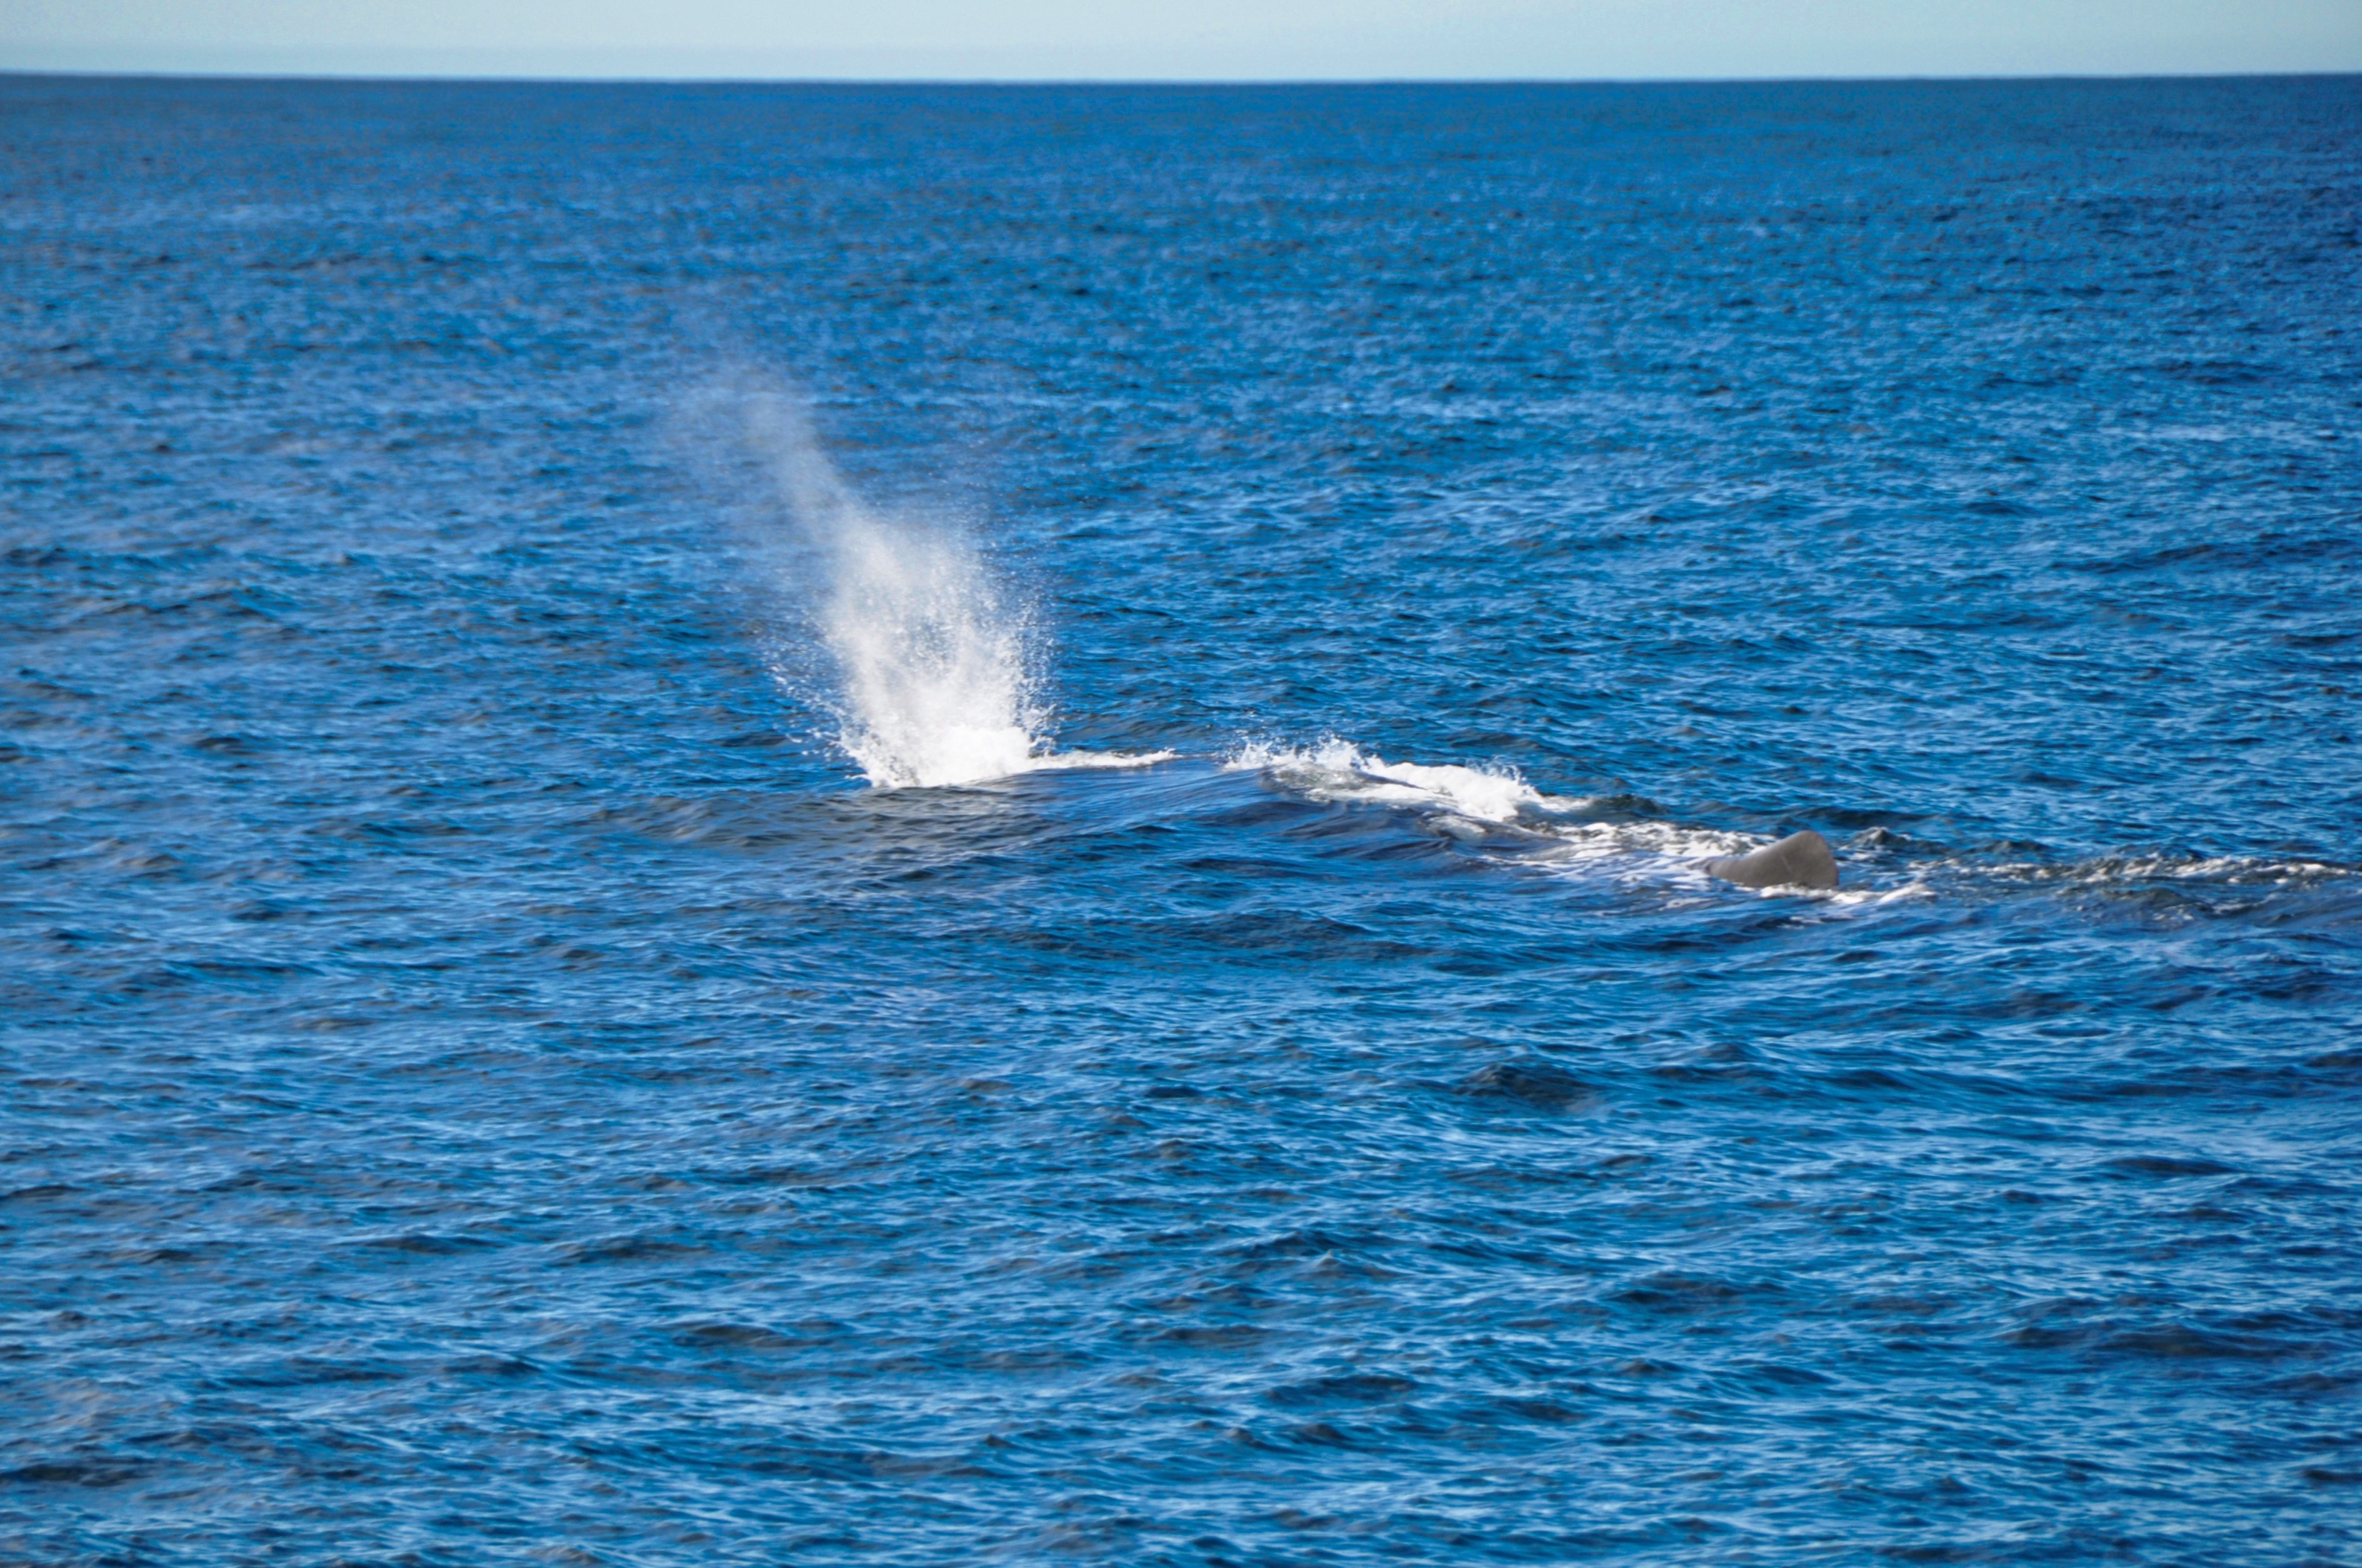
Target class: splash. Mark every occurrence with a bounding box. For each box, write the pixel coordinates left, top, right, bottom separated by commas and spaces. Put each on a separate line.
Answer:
1227, 739, 1840, 887
742, 396, 1047, 789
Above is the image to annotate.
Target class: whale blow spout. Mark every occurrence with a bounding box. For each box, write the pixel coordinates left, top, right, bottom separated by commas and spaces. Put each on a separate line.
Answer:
1703, 829, 1839, 891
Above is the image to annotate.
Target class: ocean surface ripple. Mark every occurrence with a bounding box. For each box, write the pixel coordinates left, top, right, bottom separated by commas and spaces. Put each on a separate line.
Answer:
3, 77, 2359, 1566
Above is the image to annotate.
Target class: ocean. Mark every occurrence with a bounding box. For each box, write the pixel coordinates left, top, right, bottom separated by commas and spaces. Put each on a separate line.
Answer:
3, 74, 2358, 1564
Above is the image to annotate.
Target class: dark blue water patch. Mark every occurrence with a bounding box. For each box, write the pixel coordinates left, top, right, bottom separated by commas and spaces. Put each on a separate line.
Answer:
3, 72, 2361, 1568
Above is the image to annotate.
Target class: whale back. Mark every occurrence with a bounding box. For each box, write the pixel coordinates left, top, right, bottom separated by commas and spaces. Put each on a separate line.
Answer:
1703, 829, 1838, 891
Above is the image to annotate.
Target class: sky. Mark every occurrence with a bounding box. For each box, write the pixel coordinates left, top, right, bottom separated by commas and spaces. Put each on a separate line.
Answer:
4, 0, 2360, 80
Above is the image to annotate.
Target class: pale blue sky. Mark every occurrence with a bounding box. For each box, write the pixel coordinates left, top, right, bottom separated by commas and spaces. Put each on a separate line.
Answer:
6, 0, 2359, 80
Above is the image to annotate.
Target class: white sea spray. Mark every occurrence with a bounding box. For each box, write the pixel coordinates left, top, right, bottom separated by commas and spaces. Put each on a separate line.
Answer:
739, 393, 1047, 789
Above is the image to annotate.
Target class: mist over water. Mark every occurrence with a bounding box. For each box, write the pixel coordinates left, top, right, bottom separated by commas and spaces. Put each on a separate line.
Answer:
5, 77, 2360, 1568
741, 393, 1048, 788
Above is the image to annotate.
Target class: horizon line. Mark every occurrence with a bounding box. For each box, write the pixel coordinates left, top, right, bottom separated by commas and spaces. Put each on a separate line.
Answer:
7, 66, 2359, 88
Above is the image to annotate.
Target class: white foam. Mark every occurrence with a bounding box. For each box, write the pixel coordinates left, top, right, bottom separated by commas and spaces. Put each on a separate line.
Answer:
1226, 740, 1542, 823
1823, 882, 1936, 907
1024, 749, 1180, 773
1220, 737, 1959, 900
1535, 818, 1761, 869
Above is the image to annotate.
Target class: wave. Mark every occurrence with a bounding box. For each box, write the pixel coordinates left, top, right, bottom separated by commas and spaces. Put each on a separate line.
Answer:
1223, 740, 1545, 823
1223, 740, 1771, 866
1226, 739, 1780, 875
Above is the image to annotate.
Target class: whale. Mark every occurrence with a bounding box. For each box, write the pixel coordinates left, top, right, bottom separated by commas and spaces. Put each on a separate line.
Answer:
1703, 829, 1838, 891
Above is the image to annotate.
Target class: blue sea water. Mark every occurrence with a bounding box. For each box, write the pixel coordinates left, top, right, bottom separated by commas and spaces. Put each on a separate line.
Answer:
3, 72, 2361, 1565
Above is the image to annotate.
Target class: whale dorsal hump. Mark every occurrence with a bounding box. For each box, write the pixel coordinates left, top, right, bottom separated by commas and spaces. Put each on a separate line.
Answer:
1703, 829, 1838, 892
